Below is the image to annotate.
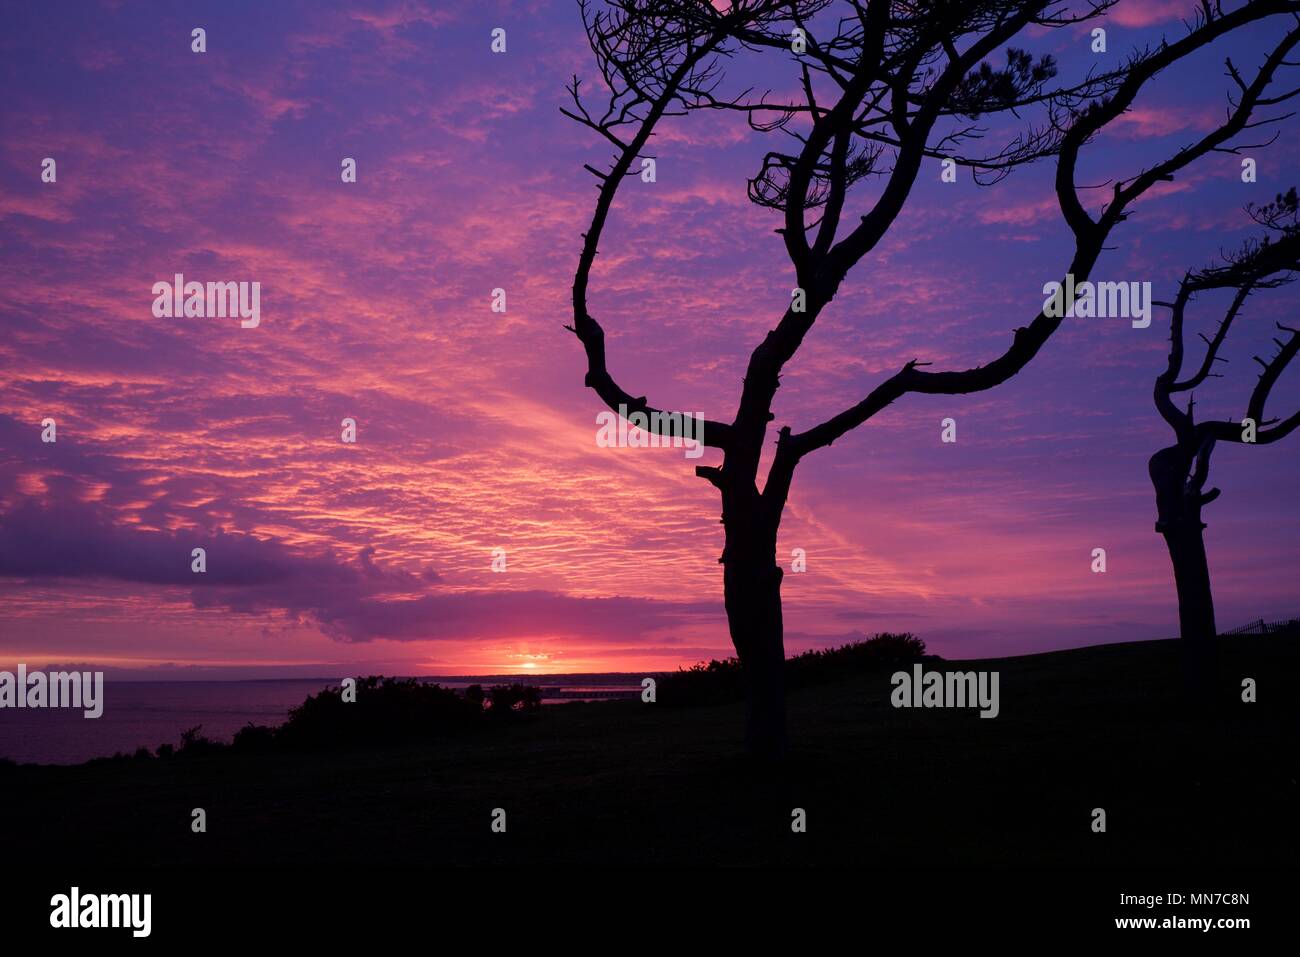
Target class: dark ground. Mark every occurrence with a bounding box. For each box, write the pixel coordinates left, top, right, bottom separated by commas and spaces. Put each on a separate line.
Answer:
4, 635, 1296, 867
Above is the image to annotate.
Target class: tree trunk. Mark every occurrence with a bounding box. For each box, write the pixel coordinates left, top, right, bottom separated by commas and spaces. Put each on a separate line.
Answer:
724, 561, 787, 759
1160, 521, 1218, 705
1150, 444, 1219, 704
1160, 522, 1216, 643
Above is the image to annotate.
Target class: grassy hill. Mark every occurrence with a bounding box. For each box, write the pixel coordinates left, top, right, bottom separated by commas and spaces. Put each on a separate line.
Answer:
4, 635, 1297, 867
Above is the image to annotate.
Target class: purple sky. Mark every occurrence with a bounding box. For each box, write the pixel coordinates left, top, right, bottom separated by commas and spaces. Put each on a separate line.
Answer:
1, 0, 1298, 678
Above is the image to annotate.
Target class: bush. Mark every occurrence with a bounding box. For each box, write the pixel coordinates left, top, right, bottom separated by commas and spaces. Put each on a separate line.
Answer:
656, 656, 746, 707
486, 683, 543, 714
153, 677, 546, 758
659, 633, 929, 706
273, 676, 483, 750
231, 722, 277, 754
177, 724, 221, 756
464, 684, 486, 710
788, 633, 928, 682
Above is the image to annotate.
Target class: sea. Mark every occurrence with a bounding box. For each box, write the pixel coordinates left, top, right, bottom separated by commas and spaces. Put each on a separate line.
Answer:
0, 674, 644, 766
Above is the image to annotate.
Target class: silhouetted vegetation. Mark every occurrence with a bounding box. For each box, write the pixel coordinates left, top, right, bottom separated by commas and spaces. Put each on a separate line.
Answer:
108, 644, 933, 760
13, 635, 1296, 867
660, 633, 929, 706
486, 683, 543, 714
273, 677, 482, 749
230, 722, 276, 754
133, 677, 546, 759
1149, 194, 1300, 651
178, 724, 221, 755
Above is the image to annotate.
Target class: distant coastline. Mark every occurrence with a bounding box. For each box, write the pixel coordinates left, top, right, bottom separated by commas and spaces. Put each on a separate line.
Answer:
0, 673, 649, 766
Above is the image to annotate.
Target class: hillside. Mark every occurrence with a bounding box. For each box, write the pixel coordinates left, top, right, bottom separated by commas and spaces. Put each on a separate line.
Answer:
4, 635, 1297, 867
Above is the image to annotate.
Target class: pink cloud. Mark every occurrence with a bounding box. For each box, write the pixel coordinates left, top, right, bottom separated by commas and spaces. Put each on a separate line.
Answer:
1108, 0, 1200, 28
1106, 104, 1215, 140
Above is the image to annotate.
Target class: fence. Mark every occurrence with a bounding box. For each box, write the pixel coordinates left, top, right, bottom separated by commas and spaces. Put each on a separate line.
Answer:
1222, 616, 1300, 636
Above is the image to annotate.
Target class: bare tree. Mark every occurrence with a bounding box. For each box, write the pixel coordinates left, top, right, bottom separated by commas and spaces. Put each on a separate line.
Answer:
1151, 188, 1300, 693
565, 0, 1300, 756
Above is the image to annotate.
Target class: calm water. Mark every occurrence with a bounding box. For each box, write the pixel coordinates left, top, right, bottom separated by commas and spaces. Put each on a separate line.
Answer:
0, 675, 642, 765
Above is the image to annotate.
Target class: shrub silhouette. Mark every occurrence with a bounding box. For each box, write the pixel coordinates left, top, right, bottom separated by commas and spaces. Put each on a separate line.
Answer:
177, 724, 220, 755
660, 634, 928, 706
464, 684, 486, 710
486, 683, 543, 714
272, 676, 482, 749
132, 677, 552, 759
230, 721, 277, 754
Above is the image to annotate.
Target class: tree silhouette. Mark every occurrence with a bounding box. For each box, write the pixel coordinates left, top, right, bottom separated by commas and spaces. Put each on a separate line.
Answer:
1151, 188, 1300, 693
565, 0, 1300, 756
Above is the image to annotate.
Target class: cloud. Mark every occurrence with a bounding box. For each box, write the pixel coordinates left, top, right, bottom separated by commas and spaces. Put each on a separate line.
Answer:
0, 497, 367, 588
305, 589, 718, 643
1106, 104, 1214, 140
0, 495, 719, 644
976, 194, 1059, 226
1107, 0, 1200, 28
